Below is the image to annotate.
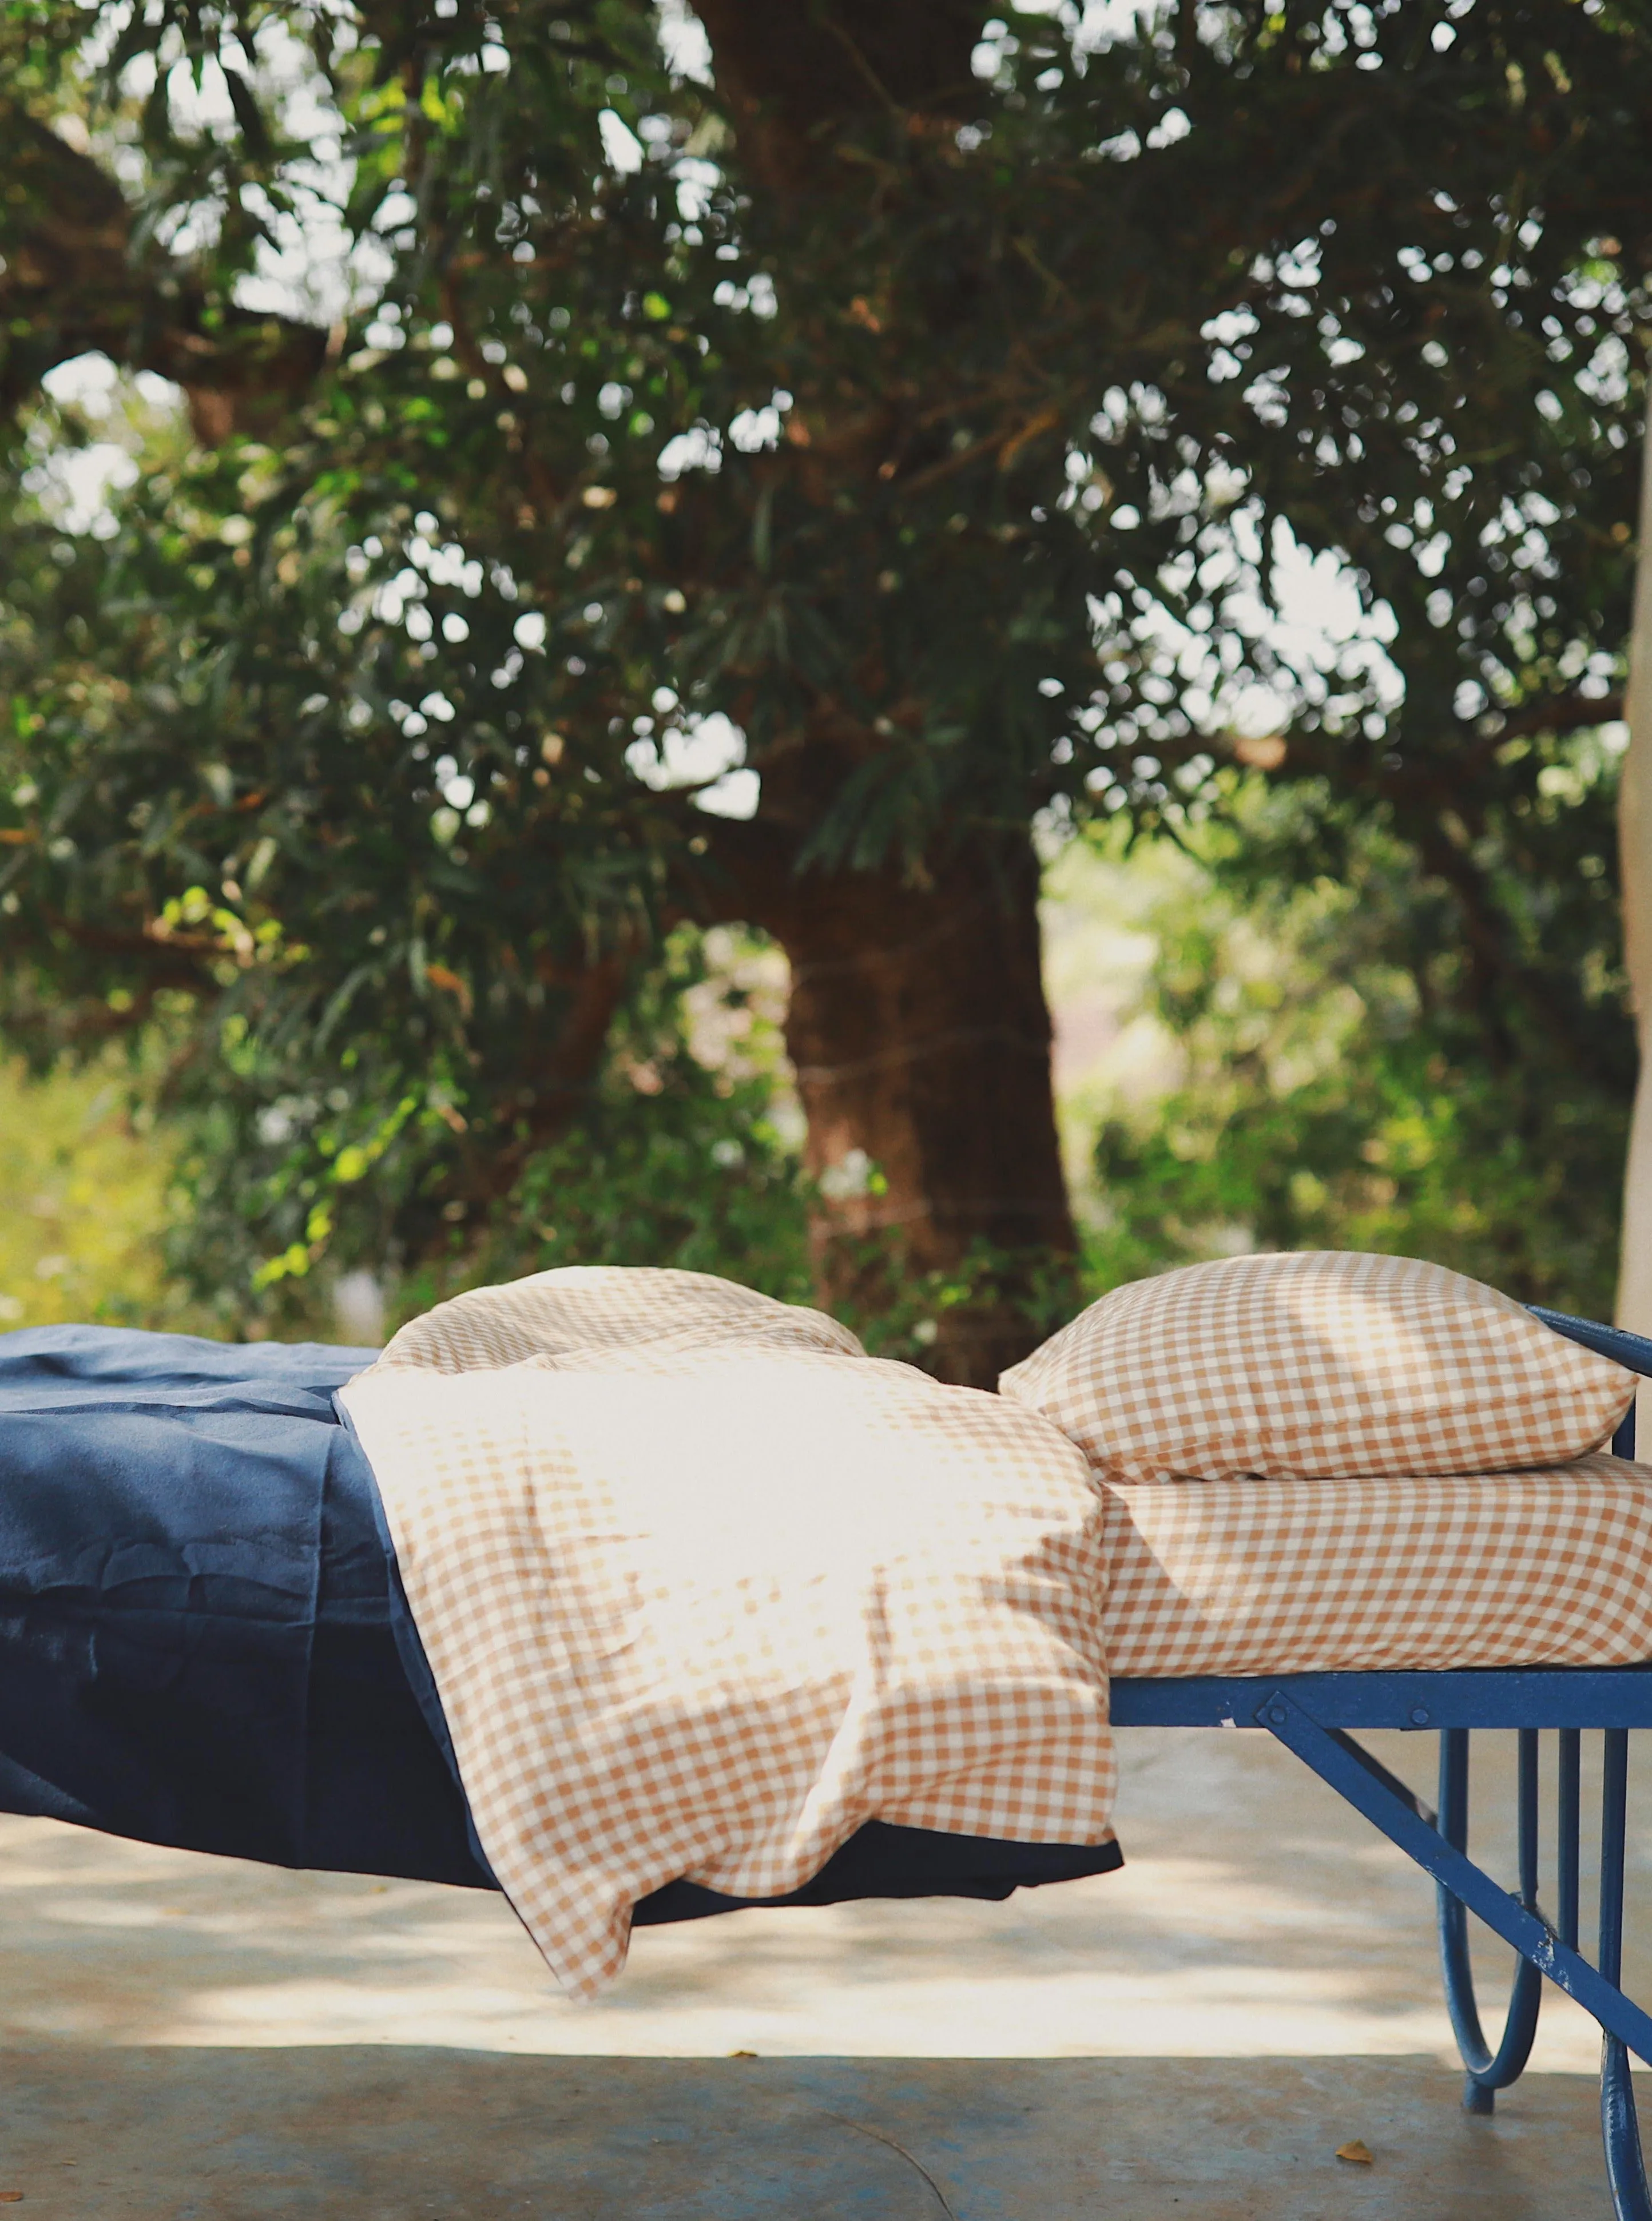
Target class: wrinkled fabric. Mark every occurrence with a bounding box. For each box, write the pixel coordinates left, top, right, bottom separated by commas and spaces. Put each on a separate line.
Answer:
0, 1325, 1122, 1930
1001, 1251, 1635, 1483
341, 1267, 1118, 1997
1102, 1453, 1652, 1678
0, 1325, 371, 1419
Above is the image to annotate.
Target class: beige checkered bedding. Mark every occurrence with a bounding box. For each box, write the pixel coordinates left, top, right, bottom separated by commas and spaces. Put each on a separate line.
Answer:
1103, 1456, 1652, 1678
343, 1262, 1652, 1999
339, 1269, 1115, 2000
1001, 1250, 1636, 1483
367, 1261, 869, 1373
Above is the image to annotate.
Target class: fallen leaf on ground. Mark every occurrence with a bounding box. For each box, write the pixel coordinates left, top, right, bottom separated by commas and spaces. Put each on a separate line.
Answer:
0, 2190, 25, 2201
1335, 2140, 1373, 2166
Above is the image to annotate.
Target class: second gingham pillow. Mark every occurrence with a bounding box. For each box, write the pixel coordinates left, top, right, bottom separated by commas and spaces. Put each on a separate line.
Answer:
999, 1251, 1635, 1483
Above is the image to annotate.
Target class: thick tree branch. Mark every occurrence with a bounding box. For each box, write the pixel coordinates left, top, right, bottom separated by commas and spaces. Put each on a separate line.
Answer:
658, 805, 805, 936
1483, 690, 1625, 744
1262, 689, 1627, 793
691, 0, 983, 188
0, 107, 328, 442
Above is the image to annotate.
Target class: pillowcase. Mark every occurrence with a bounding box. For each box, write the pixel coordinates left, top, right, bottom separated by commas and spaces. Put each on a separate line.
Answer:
998, 1250, 1636, 1483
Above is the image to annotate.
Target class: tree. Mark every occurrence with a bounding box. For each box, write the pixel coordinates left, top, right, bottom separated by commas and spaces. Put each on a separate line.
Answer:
1081, 754, 1631, 1318
3, 0, 1650, 1380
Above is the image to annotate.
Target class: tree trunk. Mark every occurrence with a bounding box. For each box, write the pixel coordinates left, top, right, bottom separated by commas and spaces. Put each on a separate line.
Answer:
1618, 379, 1652, 1336
674, 9, 1080, 1382
750, 828, 1077, 1386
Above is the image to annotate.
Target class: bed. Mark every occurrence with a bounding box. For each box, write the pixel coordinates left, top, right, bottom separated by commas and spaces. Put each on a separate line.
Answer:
5, 1302, 1652, 2218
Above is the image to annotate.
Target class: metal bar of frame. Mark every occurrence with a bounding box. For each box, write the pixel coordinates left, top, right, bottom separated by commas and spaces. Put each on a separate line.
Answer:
1111, 1666, 1652, 1731
1559, 1729, 1582, 1952
1246, 1686, 1652, 2065
1433, 1726, 1543, 2112
1601, 1728, 1652, 2219
1599, 1382, 1649, 2215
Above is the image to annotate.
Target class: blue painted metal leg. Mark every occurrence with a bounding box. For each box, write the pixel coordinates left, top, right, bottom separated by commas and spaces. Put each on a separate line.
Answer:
1435, 1727, 1543, 2114
1262, 1690, 1652, 2220
1253, 1690, 1652, 2064
1599, 1730, 1652, 2221
1595, 1374, 1651, 2219
1560, 1728, 1582, 1951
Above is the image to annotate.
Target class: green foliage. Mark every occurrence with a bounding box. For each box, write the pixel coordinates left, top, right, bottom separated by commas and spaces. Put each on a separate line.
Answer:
1084, 752, 1632, 1314
383, 925, 815, 1328
829, 1235, 1087, 1372
146, 917, 815, 1334
452, 1064, 811, 1310
3, 0, 1651, 1325
0, 1050, 202, 1332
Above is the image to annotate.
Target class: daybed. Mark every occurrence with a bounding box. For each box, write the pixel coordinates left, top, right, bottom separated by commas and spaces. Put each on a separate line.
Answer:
4, 1271, 1652, 2218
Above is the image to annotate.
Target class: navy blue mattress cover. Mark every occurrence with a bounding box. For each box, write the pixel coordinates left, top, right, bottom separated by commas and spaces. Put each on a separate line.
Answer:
0, 1326, 1119, 1921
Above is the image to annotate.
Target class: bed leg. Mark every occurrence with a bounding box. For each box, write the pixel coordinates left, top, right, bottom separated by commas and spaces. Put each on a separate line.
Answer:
1603, 2037, 1651, 2221
1599, 1730, 1652, 2221
1435, 1727, 1543, 2115
1560, 1728, 1582, 1952
1256, 1688, 1652, 2064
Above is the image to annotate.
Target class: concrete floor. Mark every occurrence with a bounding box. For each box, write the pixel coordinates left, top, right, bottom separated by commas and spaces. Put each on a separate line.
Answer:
0, 1726, 1641, 2216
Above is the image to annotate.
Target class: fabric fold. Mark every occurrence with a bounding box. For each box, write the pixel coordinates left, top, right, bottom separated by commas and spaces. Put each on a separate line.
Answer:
340, 1266, 1116, 1997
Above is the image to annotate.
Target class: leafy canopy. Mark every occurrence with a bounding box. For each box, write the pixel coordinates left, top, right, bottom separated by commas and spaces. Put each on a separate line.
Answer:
1, 0, 1649, 1317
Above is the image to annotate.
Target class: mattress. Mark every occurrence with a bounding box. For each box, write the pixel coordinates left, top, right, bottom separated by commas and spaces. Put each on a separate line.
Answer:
1103, 1453, 1652, 1679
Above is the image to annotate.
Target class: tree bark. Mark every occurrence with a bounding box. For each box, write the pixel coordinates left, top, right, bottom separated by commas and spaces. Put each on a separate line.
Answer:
674, 4, 1080, 1381
690, 0, 980, 189
1617, 379, 1652, 1335
704, 819, 1077, 1384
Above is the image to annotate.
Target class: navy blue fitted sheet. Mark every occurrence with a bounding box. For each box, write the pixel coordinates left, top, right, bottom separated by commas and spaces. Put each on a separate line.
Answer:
0, 1325, 488, 1886
0, 1327, 1120, 1917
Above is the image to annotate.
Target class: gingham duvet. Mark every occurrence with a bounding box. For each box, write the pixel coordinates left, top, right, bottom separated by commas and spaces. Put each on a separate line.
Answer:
340, 1268, 1119, 1997
340, 1262, 1652, 1998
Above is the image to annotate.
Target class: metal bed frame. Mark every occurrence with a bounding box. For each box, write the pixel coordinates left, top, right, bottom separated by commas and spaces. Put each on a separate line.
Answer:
1109, 1308, 1652, 2219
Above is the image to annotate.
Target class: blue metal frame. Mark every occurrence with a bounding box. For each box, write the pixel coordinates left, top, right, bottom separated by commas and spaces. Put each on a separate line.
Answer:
1107, 1308, 1652, 2220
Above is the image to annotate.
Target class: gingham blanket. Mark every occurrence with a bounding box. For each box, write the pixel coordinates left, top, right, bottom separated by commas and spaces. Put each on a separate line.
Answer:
339, 1268, 1116, 1997
341, 1264, 1652, 1998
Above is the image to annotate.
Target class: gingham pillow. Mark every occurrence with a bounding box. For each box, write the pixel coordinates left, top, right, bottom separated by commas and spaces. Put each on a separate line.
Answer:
999, 1251, 1635, 1483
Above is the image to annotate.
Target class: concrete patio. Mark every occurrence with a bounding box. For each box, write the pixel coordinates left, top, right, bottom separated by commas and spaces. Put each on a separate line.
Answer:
0, 1724, 1641, 2217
